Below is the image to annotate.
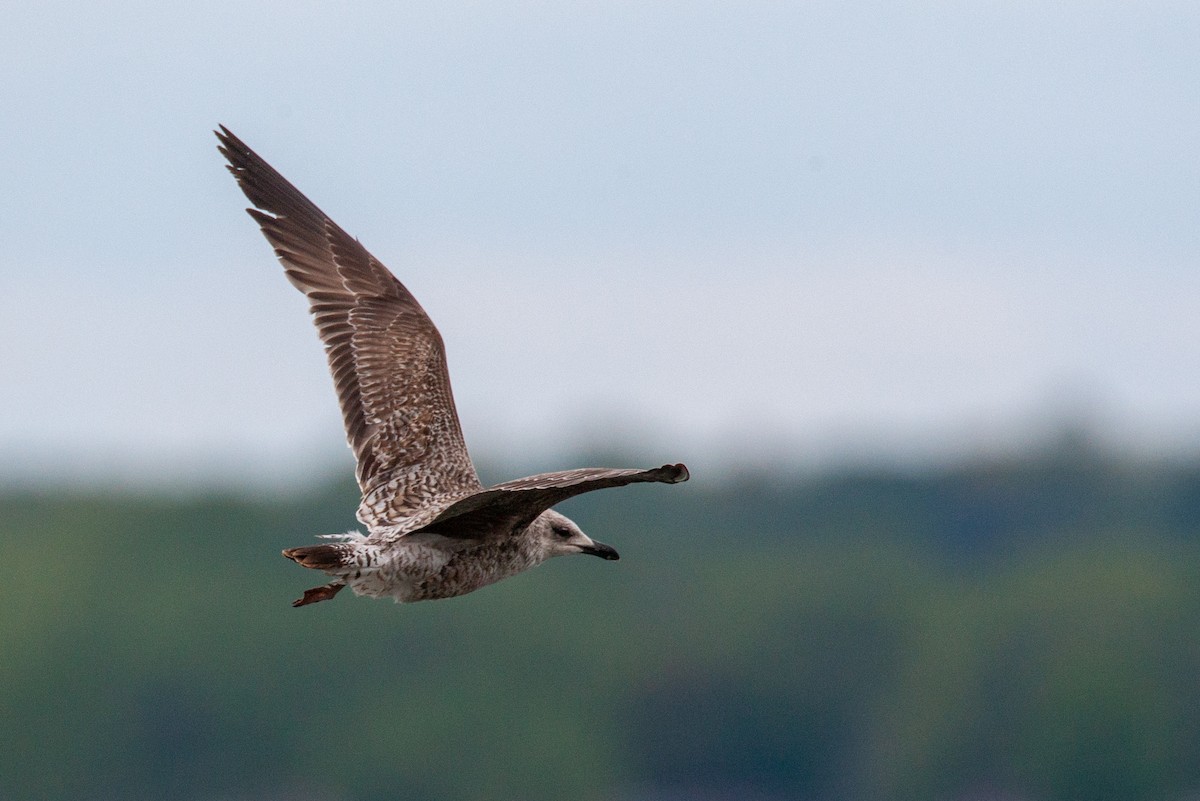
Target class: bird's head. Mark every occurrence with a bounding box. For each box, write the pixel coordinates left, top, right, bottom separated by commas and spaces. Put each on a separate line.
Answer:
535, 509, 620, 561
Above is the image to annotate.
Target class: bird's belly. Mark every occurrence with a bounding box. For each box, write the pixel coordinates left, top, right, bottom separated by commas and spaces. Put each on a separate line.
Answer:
348, 540, 540, 603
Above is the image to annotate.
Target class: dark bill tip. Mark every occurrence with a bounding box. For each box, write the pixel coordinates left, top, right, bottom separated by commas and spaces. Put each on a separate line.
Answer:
583, 541, 620, 561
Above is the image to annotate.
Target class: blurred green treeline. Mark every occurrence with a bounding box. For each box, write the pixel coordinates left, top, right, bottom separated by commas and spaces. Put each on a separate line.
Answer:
3, 445, 1199, 801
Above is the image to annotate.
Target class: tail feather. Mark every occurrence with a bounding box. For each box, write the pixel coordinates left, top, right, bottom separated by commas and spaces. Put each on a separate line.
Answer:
282, 543, 351, 571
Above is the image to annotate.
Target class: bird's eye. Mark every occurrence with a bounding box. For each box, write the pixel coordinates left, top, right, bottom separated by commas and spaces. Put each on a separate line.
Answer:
553, 526, 572, 539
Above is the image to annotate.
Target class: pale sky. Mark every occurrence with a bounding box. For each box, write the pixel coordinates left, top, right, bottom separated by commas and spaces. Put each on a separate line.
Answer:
3, 1, 1199, 485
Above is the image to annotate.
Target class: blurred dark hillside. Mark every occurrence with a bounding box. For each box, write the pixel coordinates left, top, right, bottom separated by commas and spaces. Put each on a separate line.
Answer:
2, 445, 1199, 801
566, 442, 1200, 557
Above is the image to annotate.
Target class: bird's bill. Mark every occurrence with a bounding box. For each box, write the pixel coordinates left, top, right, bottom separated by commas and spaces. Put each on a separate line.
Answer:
581, 540, 620, 560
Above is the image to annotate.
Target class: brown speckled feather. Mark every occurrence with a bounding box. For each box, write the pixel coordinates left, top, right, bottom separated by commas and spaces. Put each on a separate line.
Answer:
418, 464, 690, 539
218, 127, 690, 606
216, 126, 482, 523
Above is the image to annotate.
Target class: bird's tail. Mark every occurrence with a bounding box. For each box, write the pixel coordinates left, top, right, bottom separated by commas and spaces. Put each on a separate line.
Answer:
282, 543, 354, 571
283, 533, 368, 607
282, 530, 366, 571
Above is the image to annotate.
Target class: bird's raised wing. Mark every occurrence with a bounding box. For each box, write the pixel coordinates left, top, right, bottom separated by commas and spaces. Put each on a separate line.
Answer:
416, 464, 690, 538
216, 126, 482, 522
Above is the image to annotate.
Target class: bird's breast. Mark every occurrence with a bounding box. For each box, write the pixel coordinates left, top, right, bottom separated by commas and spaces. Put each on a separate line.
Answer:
410, 538, 542, 601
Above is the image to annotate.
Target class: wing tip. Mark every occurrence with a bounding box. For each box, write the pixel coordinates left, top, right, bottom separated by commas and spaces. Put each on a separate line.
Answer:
214, 124, 240, 161
661, 463, 689, 483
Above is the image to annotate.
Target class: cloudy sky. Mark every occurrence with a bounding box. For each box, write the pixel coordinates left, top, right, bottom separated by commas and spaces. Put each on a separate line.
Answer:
3, 1, 1198, 485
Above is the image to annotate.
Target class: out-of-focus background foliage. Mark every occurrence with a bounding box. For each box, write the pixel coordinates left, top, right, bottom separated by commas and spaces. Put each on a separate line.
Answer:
5, 445, 1200, 801
4, 2, 1199, 800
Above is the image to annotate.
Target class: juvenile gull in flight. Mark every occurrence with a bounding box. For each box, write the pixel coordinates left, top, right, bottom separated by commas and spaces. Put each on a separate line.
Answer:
216, 126, 688, 607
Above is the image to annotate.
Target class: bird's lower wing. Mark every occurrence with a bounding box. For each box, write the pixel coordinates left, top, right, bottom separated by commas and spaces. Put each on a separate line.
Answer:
416, 464, 689, 538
